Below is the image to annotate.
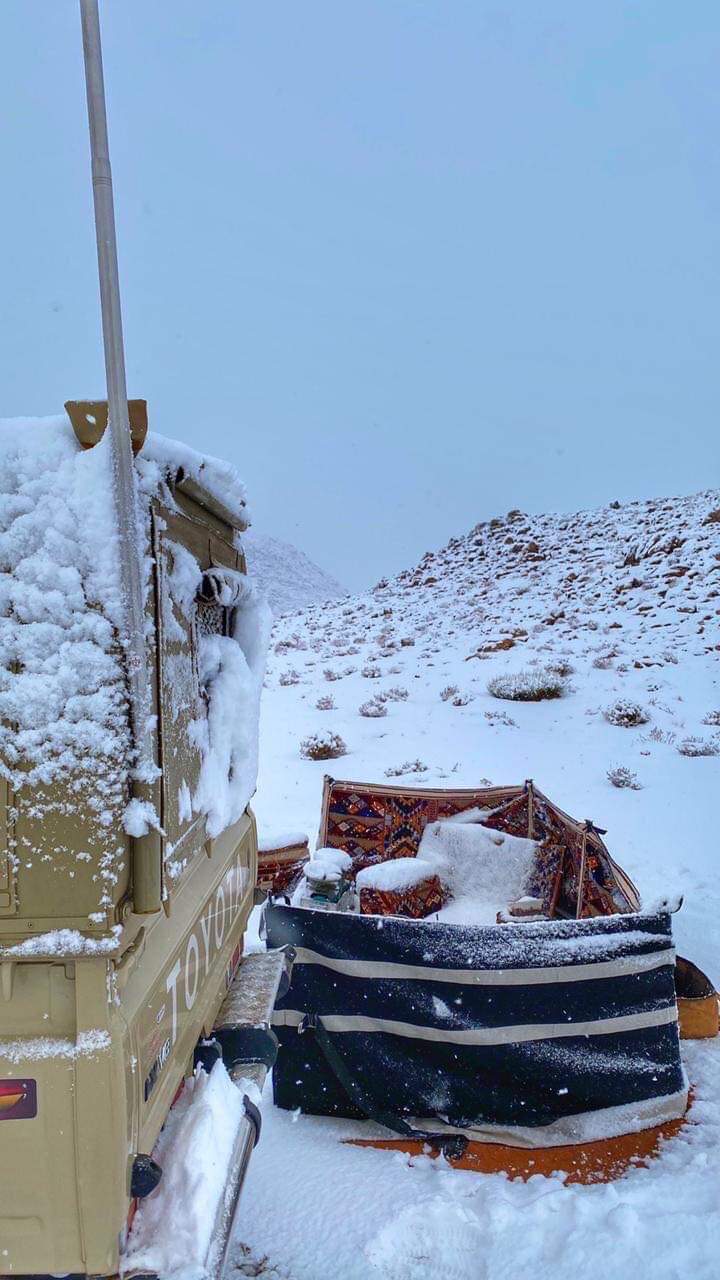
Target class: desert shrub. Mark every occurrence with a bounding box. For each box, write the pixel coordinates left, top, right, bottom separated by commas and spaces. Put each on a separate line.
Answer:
547, 658, 575, 677
315, 695, 335, 711
702, 710, 720, 727
279, 669, 301, 687
677, 737, 719, 758
274, 633, 307, 655
385, 759, 428, 777
440, 685, 459, 701
359, 699, 387, 718
607, 766, 642, 790
361, 664, 382, 679
592, 655, 614, 670
379, 686, 409, 702
300, 731, 348, 761
604, 699, 649, 728
487, 668, 566, 702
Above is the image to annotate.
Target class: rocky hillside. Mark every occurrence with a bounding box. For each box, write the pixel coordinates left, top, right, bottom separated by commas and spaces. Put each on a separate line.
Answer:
362, 488, 720, 664
257, 488, 720, 974
243, 530, 346, 617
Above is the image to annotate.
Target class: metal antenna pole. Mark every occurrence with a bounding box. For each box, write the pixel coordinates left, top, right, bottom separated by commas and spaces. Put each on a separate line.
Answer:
79, 0, 151, 775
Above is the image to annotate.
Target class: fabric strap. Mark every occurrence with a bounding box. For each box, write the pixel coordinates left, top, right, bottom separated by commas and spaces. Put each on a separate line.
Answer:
300, 1012, 468, 1154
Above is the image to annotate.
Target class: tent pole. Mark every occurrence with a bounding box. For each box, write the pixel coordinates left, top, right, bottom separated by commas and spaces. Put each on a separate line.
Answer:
78, 0, 152, 779
576, 826, 588, 919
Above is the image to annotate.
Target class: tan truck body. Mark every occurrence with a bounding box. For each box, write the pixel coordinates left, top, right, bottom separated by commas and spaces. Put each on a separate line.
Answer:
0, 470, 257, 1276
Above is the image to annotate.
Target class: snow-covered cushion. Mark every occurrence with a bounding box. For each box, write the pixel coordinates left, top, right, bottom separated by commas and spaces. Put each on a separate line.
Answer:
418, 820, 539, 926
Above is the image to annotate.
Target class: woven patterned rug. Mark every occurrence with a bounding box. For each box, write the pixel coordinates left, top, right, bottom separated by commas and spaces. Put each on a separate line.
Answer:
318, 777, 639, 919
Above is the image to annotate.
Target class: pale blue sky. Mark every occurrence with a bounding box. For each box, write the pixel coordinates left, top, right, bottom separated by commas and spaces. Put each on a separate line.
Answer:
1, 2, 718, 588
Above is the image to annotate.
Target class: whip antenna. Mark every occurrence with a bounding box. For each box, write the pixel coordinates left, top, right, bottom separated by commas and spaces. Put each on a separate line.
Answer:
78, 0, 152, 776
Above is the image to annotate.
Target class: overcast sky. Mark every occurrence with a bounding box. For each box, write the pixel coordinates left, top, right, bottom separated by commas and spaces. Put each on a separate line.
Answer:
1, 2, 718, 589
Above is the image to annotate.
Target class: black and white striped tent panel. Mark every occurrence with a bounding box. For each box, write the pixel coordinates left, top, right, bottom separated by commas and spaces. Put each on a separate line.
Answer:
265, 905, 687, 1143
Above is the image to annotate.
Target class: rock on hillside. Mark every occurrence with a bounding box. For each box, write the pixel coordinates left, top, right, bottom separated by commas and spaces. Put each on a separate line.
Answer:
243, 530, 346, 617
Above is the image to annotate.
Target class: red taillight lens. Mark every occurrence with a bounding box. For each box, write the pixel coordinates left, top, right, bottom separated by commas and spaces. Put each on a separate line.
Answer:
0, 1078, 37, 1119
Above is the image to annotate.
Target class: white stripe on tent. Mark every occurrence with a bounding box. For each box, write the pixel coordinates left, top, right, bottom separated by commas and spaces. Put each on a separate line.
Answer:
405, 1082, 690, 1148
291, 945, 675, 987
273, 1003, 678, 1046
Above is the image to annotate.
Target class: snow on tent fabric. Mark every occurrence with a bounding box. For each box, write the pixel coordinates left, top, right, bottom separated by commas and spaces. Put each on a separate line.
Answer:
266, 903, 687, 1145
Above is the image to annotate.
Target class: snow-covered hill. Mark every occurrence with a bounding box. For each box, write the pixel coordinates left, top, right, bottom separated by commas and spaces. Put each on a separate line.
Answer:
243, 529, 346, 617
242, 489, 720, 1280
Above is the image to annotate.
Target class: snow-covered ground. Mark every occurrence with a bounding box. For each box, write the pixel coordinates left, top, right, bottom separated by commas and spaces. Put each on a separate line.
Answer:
243, 529, 346, 617
235, 490, 720, 1279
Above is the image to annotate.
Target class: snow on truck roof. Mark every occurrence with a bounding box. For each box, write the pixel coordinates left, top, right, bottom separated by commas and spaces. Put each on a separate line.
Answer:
0, 411, 249, 526
0, 411, 264, 822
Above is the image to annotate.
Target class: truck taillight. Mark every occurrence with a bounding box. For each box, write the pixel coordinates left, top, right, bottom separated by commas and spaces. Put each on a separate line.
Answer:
0, 1078, 37, 1119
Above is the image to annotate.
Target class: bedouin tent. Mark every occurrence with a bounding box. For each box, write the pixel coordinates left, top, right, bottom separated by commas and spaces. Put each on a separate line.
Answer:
264, 778, 693, 1153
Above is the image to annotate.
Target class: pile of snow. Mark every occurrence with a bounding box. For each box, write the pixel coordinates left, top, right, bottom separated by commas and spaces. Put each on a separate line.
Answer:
0, 412, 268, 918
191, 578, 271, 838
0, 417, 129, 792
0, 1029, 111, 1064
243, 529, 346, 616
137, 431, 249, 527
418, 819, 539, 925
304, 846, 352, 885
235, 1042, 719, 1280
356, 856, 436, 892
122, 1063, 253, 1278
257, 829, 309, 852
0, 926, 122, 958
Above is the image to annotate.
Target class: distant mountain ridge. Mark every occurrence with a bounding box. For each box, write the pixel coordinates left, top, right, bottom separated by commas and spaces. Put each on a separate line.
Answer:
243, 530, 346, 617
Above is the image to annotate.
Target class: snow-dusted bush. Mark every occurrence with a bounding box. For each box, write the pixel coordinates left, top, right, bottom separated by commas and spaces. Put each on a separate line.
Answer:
274, 633, 307, 655
607, 765, 642, 790
487, 668, 566, 702
385, 759, 428, 777
677, 737, 719, 758
604, 699, 649, 728
300, 731, 348, 761
315, 695, 335, 711
451, 692, 474, 707
323, 668, 342, 682
702, 710, 720, 727
359, 699, 387, 718
361, 664, 382, 679
547, 658, 575, 677
592, 655, 614, 669
440, 685, 459, 701
279, 668, 301, 687
380, 685, 409, 702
